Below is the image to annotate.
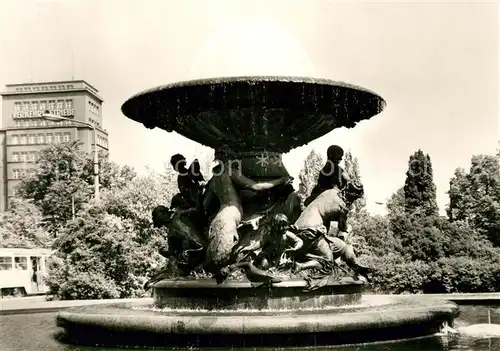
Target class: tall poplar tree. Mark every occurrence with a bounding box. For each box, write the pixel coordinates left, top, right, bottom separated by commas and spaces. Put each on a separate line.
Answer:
403, 150, 439, 216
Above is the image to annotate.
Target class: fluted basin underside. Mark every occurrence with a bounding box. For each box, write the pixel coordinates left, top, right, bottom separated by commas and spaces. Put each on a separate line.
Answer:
121, 76, 386, 153
56, 280, 459, 348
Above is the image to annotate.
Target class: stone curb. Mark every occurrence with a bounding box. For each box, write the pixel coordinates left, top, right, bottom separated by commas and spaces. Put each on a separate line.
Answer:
368, 293, 500, 305
0, 297, 153, 315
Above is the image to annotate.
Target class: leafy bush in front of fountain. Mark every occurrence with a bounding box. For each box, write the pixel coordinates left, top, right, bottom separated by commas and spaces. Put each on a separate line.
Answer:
45, 208, 167, 299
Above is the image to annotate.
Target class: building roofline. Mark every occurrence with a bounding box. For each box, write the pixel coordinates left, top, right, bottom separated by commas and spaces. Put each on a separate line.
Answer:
1, 88, 104, 103
5, 79, 99, 92
2, 80, 103, 102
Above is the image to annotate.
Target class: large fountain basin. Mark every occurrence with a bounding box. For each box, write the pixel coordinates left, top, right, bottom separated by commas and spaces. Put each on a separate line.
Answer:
56, 279, 459, 347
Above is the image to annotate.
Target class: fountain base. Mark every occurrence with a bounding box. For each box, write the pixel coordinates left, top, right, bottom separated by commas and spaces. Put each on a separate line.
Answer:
56, 279, 459, 347
153, 277, 364, 310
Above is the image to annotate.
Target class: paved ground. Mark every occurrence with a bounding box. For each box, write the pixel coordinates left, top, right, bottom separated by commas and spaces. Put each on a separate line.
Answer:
370, 292, 500, 304
0, 295, 153, 314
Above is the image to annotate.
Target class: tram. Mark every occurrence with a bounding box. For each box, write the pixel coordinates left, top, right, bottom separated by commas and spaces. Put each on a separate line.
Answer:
0, 247, 53, 297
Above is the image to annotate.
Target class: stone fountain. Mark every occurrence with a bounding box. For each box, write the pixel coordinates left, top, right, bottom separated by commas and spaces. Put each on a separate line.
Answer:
56, 76, 459, 348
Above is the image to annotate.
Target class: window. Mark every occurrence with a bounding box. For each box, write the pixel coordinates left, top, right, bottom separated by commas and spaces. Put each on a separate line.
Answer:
55, 133, 62, 143
20, 134, 27, 144
31, 101, 39, 111
37, 134, 44, 144
22, 102, 30, 111
12, 152, 19, 162
48, 100, 55, 109
33, 86, 39, 91
28, 152, 36, 162
14, 102, 21, 111
63, 132, 71, 142
28, 134, 36, 144
12, 169, 20, 179
15, 121, 21, 128
39, 101, 46, 111
46, 134, 53, 144
89, 101, 99, 114
0, 257, 12, 271
56, 100, 64, 109
14, 257, 28, 270
66, 84, 74, 89
65, 99, 73, 109
12, 135, 19, 145
21, 152, 28, 162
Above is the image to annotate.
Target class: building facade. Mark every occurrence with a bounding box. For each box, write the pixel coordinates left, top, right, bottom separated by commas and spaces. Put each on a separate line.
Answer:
0, 80, 108, 212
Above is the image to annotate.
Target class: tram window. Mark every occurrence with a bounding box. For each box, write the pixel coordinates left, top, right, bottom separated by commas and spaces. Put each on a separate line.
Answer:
14, 257, 28, 270
0, 257, 13, 270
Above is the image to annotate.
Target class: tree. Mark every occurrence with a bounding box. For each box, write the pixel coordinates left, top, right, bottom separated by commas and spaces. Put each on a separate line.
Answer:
18, 141, 136, 231
18, 141, 90, 222
447, 168, 469, 222
343, 151, 367, 216
387, 187, 405, 218
350, 214, 402, 257
297, 150, 324, 201
447, 154, 500, 246
100, 169, 178, 232
403, 150, 439, 216
0, 198, 51, 248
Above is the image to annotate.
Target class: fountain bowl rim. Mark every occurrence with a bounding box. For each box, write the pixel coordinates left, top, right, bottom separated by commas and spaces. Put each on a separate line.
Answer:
121, 75, 386, 104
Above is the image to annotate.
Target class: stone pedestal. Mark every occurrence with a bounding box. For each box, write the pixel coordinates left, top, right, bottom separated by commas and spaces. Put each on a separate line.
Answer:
152, 278, 364, 310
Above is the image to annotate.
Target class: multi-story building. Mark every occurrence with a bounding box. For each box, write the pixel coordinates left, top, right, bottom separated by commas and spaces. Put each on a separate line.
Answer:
0, 80, 109, 212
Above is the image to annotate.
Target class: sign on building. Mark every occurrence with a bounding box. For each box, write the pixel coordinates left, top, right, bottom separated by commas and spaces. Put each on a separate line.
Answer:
12, 109, 75, 119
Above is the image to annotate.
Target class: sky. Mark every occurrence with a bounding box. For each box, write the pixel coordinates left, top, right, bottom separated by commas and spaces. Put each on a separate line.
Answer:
0, 0, 499, 215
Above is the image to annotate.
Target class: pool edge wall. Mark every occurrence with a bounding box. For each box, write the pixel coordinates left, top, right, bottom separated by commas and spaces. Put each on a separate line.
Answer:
55, 280, 460, 347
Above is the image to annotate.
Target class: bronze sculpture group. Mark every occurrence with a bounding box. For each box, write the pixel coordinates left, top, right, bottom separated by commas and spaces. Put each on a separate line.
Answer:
148, 145, 371, 289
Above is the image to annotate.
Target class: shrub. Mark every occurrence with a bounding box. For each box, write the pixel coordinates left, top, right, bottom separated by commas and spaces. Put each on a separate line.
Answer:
56, 271, 121, 300
364, 254, 431, 294
46, 206, 166, 300
425, 256, 500, 293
